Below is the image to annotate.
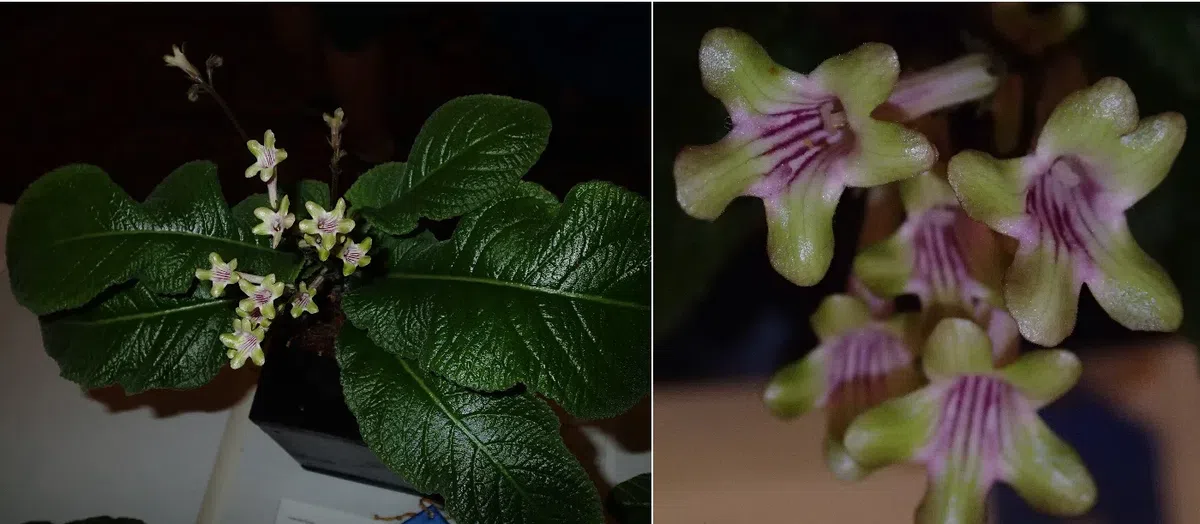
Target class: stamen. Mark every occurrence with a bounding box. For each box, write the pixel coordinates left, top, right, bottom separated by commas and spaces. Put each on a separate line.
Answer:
747, 99, 852, 196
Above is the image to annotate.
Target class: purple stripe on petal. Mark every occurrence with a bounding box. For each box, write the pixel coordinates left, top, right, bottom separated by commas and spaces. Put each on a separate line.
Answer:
1024, 156, 1109, 272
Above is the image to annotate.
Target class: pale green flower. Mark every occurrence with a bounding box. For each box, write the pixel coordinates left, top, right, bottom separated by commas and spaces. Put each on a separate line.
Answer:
845, 318, 1095, 524
245, 130, 288, 182
236, 305, 271, 330
251, 195, 296, 248
237, 273, 285, 320
163, 44, 201, 81
299, 198, 354, 260
948, 78, 1184, 345
194, 252, 239, 297
674, 28, 936, 285
338, 237, 373, 276
220, 318, 266, 370
764, 294, 922, 480
290, 282, 320, 318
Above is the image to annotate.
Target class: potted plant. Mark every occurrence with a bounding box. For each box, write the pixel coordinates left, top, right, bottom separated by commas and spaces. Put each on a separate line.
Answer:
6, 45, 649, 524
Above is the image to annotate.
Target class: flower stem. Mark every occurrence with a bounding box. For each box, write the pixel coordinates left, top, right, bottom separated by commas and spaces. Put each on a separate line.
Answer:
236, 272, 265, 284
199, 83, 250, 145
882, 54, 1000, 122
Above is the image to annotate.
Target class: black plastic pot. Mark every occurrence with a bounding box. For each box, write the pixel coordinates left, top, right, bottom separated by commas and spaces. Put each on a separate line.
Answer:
248, 334, 421, 495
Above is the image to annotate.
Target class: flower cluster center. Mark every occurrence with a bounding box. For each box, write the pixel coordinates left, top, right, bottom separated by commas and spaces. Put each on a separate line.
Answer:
1024, 156, 1103, 263
317, 216, 339, 233
261, 147, 278, 168
751, 99, 853, 195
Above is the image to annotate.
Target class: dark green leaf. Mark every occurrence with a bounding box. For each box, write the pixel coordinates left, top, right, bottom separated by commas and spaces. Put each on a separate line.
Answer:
343, 162, 405, 211
7, 162, 301, 315
606, 473, 651, 524
343, 181, 649, 419
345, 95, 551, 234
337, 326, 603, 524
40, 283, 235, 392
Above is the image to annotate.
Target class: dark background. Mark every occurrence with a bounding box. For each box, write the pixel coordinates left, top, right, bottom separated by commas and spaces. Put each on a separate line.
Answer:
0, 3, 650, 204
654, 3, 1200, 384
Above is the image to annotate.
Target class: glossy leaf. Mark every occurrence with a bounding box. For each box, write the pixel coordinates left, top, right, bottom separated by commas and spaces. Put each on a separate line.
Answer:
337, 326, 603, 524
343, 181, 650, 419
39, 283, 235, 392
346, 95, 552, 234
343, 161, 405, 211
7, 162, 300, 315
607, 473, 651, 524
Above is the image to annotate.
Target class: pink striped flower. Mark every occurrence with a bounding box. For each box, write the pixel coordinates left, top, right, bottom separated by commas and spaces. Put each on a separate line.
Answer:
337, 237, 373, 277
844, 318, 1095, 523
251, 194, 296, 249
237, 273, 285, 320
194, 252, 239, 298
220, 318, 266, 370
674, 28, 938, 286
948, 78, 1185, 345
853, 167, 1019, 362
245, 130, 288, 183
764, 294, 921, 480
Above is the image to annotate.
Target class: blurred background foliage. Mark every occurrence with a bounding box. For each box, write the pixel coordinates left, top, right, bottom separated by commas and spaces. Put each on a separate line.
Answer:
655, 3, 1200, 382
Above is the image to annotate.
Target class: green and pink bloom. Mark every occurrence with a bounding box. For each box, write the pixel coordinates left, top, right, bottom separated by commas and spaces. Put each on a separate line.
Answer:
338, 237, 373, 276
290, 281, 320, 318
245, 130, 288, 183
853, 168, 1018, 362
674, 28, 938, 286
844, 318, 1096, 524
220, 317, 266, 370
948, 78, 1185, 346
237, 273, 285, 320
251, 194, 296, 249
299, 198, 355, 261
236, 305, 271, 329
194, 252, 239, 298
764, 294, 921, 480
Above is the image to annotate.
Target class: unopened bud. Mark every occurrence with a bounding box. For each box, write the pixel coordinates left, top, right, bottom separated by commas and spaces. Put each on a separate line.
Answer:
187, 84, 202, 102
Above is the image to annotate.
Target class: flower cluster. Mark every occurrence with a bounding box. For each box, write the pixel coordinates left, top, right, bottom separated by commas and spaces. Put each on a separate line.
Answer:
187, 107, 375, 370
679, 26, 1185, 524
239, 127, 372, 275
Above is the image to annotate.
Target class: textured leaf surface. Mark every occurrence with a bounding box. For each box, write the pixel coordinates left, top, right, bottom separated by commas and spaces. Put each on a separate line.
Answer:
40, 283, 234, 392
344, 182, 650, 419
337, 326, 603, 524
343, 162, 405, 211
607, 473, 651, 524
7, 162, 300, 315
345, 95, 551, 234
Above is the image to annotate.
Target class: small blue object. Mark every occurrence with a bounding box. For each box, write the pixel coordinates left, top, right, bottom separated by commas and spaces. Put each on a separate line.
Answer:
400, 504, 449, 524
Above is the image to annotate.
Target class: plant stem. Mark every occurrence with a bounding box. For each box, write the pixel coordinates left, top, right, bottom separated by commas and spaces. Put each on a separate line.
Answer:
236, 272, 264, 284
199, 83, 250, 144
